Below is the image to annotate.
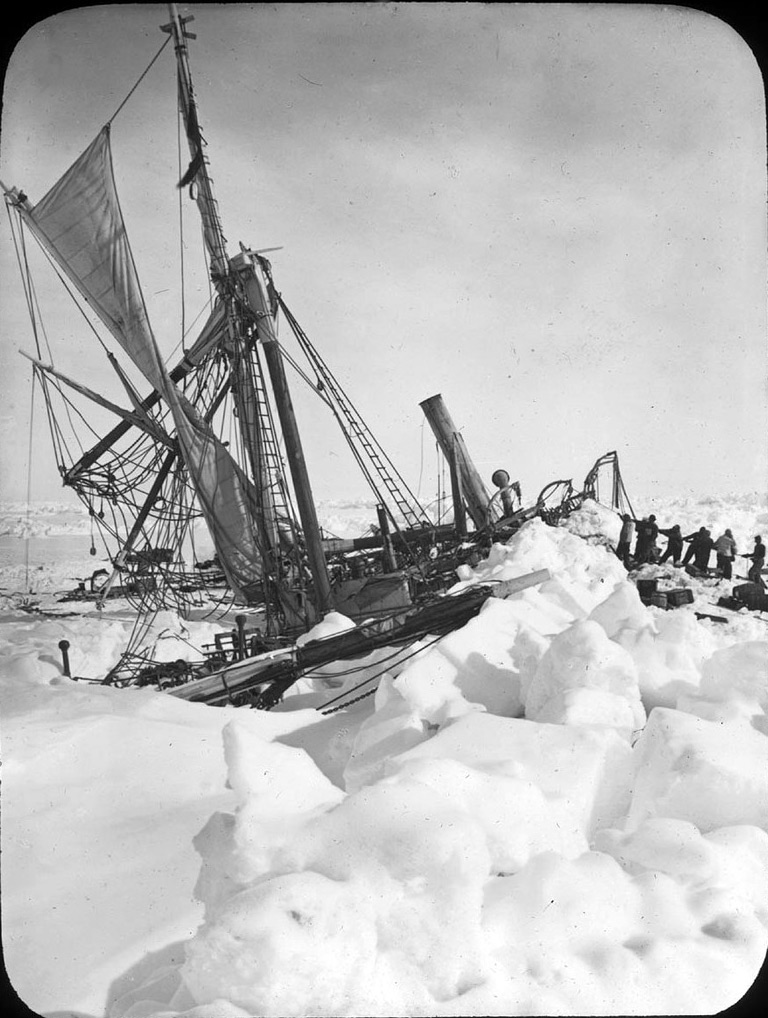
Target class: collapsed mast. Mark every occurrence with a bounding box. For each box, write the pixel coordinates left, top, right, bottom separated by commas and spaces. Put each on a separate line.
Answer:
3, 3, 439, 645
161, 2, 436, 620
163, 2, 334, 622
3, 3, 330, 630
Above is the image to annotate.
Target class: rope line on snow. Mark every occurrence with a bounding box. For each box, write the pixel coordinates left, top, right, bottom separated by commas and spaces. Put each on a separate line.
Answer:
316, 630, 445, 714
319, 685, 379, 715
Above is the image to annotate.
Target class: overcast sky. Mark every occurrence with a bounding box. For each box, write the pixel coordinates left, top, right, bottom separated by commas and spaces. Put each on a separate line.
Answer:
1, 3, 765, 509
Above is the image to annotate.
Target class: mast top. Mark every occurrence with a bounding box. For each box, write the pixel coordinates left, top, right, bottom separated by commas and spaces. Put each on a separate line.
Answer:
161, 5, 196, 43
161, 2, 230, 285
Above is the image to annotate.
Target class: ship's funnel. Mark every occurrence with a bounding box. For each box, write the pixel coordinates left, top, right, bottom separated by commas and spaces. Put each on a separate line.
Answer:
419, 393, 495, 529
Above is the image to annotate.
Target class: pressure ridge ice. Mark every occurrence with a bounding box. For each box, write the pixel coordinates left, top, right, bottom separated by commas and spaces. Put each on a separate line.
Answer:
2, 500, 767, 1016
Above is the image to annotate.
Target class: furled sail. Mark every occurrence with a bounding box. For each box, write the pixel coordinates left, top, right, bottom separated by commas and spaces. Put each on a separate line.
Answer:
182, 297, 229, 369
22, 126, 267, 602
174, 53, 229, 281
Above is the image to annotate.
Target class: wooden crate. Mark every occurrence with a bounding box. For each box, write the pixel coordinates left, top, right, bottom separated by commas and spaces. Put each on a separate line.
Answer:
636, 578, 658, 603
733, 583, 768, 611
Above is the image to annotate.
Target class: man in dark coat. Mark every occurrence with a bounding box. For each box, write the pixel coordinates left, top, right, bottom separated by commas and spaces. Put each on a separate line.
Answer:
693, 529, 715, 571
659, 524, 683, 565
743, 536, 766, 587
615, 514, 634, 568
633, 515, 659, 564
682, 527, 707, 566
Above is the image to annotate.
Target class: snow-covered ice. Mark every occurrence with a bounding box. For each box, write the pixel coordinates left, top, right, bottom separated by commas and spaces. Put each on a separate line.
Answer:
1, 494, 767, 1016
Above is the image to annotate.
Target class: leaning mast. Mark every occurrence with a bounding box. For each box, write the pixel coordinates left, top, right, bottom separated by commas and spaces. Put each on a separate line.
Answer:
162, 3, 228, 280
163, 3, 333, 617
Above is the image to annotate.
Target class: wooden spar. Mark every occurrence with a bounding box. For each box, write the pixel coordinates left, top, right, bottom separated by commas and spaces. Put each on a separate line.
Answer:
163, 4, 229, 281
5, 177, 225, 479
105, 351, 178, 442
419, 393, 494, 530
227, 261, 281, 557
322, 534, 384, 554
20, 351, 174, 449
321, 520, 462, 556
93, 374, 234, 610
167, 647, 296, 703
164, 5, 283, 557
97, 447, 179, 609
65, 310, 225, 480
236, 255, 333, 616
261, 337, 333, 614
168, 587, 490, 704
165, 10, 329, 617
64, 359, 183, 478
168, 568, 551, 705
488, 568, 551, 598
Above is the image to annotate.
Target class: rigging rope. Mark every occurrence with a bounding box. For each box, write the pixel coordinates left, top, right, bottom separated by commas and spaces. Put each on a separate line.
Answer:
4, 38, 252, 628
302, 632, 432, 682
23, 372, 37, 593
273, 287, 430, 528
8, 210, 81, 490
6, 204, 44, 357
106, 35, 172, 126
316, 630, 445, 714
22, 219, 113, 358
417, 417, 425, 503
177, 106, 187, 354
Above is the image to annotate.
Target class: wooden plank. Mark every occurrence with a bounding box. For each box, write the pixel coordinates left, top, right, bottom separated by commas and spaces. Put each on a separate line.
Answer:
167, 568, 553, 706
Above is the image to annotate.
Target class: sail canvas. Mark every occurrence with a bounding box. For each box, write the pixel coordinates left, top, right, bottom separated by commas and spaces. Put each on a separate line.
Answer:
24, 126, 267, 602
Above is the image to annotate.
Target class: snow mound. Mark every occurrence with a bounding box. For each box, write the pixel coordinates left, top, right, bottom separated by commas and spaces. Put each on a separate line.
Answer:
626, 707, 768, 833
4, 495, 768, 1017
525, 618, 645, 735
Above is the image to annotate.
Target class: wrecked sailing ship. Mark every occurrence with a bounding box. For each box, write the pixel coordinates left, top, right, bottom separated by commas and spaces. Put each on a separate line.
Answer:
3, 5, 635, 707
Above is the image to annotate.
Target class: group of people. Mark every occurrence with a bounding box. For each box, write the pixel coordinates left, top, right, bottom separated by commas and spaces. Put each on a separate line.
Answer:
615, 513, 766, 585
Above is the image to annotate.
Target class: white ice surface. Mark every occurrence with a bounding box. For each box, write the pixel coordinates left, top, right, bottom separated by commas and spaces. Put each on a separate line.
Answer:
1, 495, 767, 1016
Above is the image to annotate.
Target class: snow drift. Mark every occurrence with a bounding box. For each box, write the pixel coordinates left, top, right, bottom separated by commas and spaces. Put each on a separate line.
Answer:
1, 497, 767, 1016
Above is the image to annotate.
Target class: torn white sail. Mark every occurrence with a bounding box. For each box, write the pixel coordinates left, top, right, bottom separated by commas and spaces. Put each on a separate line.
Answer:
24, 126, 267, 602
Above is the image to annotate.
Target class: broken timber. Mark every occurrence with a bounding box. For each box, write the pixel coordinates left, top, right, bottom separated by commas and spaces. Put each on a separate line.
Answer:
168, 568, 551, 707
